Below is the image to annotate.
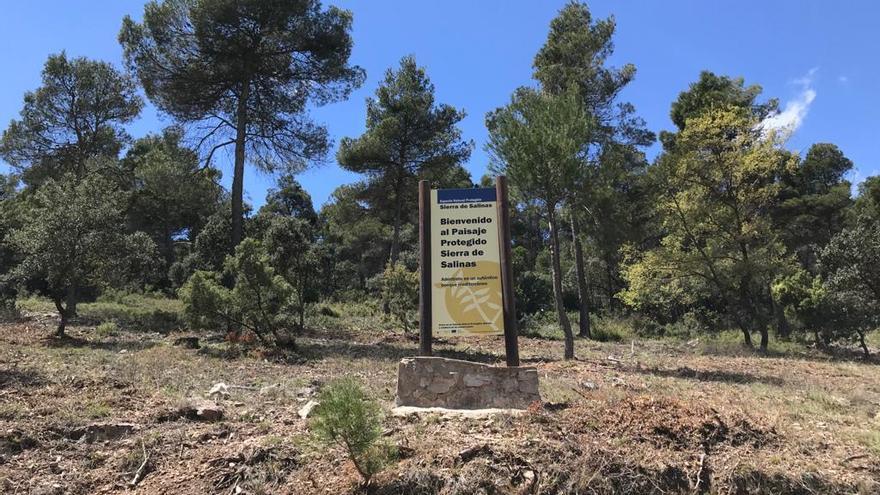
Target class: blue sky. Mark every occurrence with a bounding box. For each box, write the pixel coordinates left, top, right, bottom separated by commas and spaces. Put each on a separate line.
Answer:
1, 1, 878, 209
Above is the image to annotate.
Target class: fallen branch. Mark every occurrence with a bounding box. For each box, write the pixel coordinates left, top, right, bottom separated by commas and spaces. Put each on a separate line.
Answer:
692, 453, 706, 493
129, 440, 151, 487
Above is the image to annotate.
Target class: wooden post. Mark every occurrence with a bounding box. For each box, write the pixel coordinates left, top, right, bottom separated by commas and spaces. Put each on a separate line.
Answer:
496, 176, 520, 366
418, 180, 432, 356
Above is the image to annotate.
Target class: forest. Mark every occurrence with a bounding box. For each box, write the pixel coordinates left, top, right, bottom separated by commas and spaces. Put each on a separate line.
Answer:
2, 0, 877, 358
0, 1, 879, 493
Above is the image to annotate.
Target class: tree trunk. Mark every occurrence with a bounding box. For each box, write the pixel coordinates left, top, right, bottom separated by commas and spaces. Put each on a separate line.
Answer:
231, 83, 250, 249
858, 330, 870, 358
771, 293, 791, 339
65, 283, 78, 318
548, 206, 574, 359
389, 186, 403, 266
739, 325, 753, 348
52, 297, 67, 338
759, 327, 769, 352
570, 213, 591, 338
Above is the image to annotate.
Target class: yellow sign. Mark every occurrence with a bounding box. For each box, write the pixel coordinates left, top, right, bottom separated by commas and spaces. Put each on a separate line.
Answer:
431, 188, 504, 336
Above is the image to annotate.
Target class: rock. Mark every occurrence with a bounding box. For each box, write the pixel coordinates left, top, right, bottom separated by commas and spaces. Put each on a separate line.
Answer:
259, 383, 281, 396
396, 357, 540, 410
294, 386, 315, 397
207, 383, 229, 398
298, 400, 319, 419
68, 423, 137, 443
457, 443, 491, 464
174, 399, 224, 422
578, 380, 597, 390
173, 336, 200, 349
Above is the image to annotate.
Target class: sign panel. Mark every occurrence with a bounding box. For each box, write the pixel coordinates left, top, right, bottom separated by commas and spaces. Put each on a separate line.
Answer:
430, 188, 505, 335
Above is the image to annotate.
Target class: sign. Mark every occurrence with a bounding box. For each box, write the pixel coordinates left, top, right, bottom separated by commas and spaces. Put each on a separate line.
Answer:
430, 188, 505, 335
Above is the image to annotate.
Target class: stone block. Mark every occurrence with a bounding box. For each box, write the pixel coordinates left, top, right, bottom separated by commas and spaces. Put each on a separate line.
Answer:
396, 357, 540, 409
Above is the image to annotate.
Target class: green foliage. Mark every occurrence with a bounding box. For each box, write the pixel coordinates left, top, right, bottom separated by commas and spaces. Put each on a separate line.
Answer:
121, 0, 364, 246
0, 52, 142, 186
381, 263, 418, 333
95, 321, 119, 338
515, 270, 554, 316
487, 86, 592, 358
10, 171, 159, 336
179, 270, 230, 332
775, 143, 854, 271
122, 128, 222, 274
621, 106, 797, 350
338, 55, 472, 265
180, 239, 296, 346
310, 378, 393, 484
818, 217, 880, 356
262, 215, 319, 330
854, 175, 880, 221
667, 71, 777, 133
0, 174, 21, 313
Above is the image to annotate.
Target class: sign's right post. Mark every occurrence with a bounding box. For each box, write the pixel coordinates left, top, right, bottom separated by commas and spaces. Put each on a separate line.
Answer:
495, 176, 520, 367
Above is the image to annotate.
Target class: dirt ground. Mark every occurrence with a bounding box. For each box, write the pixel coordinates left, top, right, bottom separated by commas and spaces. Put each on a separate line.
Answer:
1, 313, 879, 494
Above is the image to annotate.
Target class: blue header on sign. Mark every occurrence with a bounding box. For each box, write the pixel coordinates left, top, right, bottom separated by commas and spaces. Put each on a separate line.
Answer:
436, 188, 496, 204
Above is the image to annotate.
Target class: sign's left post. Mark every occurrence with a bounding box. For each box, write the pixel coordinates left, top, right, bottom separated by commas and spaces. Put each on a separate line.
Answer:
418, 179, 432, 356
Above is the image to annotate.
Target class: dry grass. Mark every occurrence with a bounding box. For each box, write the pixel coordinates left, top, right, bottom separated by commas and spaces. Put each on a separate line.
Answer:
0, 305, 878, 494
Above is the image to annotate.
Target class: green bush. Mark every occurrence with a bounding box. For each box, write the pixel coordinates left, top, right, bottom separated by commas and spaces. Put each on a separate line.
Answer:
95, 321, 119, 338
381, 263, 418, 333
309, 378, 394, 484
180, 239, 298, 346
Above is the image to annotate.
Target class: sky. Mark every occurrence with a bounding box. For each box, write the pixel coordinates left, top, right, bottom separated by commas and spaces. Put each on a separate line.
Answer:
1, 0, 878, 209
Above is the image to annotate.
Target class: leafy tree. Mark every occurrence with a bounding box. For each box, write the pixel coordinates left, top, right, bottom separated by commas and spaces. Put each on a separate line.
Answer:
260, 174, 318, 226
0, 174, 21, 314
532, 1, 654, 337
10, 170, 158, 336
262, 216, 318, 330
620, 107, 796, 351
380, 263, 418, 333
121, 0, 365, 248
854, 175, 880, 221
338, 56, 472, 266
319, 184, 393, 295
775, 143, 854, 271
122, 128, 222, 272
667, 71, 777, 134
310, 378, 393, 485
487, 87, 592, 359
0, 53, 142, 186
179, 238, 296, 346
818, 217, 880, 357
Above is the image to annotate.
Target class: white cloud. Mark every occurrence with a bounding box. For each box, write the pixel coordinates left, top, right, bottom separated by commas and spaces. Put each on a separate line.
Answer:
838, 75, 849, 84
761, 68, 818, 136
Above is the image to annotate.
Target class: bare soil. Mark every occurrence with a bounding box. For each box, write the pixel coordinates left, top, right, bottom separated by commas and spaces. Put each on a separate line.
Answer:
1, 313, 879, 494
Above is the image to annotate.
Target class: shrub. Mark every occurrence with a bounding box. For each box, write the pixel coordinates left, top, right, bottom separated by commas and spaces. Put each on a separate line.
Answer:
179, 239, 297, 347
381, 263, 418, 333
310, 378, 394, 484
95, 321, 119, 338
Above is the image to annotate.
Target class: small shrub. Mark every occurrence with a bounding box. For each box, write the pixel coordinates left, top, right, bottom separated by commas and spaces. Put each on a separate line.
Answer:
309, 378, 394, 484
381, 263, 418, 333
318, 305, 339, 317
0, 299, 20, 322
95, 321, 119, 338
590, 315, 633, 342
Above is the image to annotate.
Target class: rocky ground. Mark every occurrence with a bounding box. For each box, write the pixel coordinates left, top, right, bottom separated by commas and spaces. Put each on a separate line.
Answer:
1, 311, 879, 494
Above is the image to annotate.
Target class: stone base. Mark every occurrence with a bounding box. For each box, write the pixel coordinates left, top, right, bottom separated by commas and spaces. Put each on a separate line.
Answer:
395, 356, 540, 410
391, 406, 527, 419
